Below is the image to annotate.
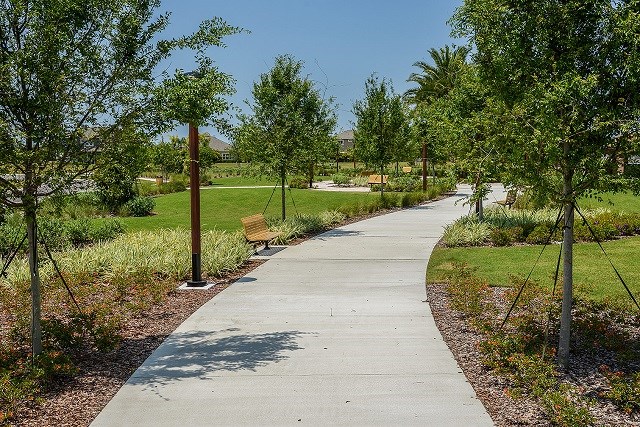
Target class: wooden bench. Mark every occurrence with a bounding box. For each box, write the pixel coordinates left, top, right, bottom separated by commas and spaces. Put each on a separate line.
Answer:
240, 214, 282, 251
495, 189, 517, 209
367, 174, 388, 186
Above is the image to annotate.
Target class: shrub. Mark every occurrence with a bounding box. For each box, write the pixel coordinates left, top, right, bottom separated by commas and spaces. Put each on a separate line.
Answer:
445, 263, 494, 320
159, 174, 188, 194
90, 219, 125, 242
38, 217, 71, 251
401, 192, 427, 207
122, 196, 155, 217
525, 224, 553, 244
330, 173, 351, 186
288, 176, 309, 189
442, 220, 491, 247
489, 228, 512, 246
387, 175, 420, 192
64, 219, 92, 246
600, 367, 640, 415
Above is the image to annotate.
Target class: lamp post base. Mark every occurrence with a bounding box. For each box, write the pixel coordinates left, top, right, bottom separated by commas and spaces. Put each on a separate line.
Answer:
179, 280, 215, 290
180, 252, 212, 289
185, 279, 208, 287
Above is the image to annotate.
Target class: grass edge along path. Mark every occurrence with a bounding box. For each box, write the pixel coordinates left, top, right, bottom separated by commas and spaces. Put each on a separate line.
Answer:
120, 187, 380, 232
427, 236, 640, 303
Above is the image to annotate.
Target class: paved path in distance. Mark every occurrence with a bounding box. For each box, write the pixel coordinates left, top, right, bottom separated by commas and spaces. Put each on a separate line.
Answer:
91, 184, 503, 426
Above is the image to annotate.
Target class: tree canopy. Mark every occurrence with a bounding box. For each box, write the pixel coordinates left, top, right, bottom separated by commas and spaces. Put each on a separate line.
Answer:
0, 0, 242, 356
234, 54, 338, 220
353, 75, 410, 194
452, 0, 640, 368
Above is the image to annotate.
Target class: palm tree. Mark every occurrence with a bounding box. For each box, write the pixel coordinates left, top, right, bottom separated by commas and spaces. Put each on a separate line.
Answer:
404, 45, 470, 106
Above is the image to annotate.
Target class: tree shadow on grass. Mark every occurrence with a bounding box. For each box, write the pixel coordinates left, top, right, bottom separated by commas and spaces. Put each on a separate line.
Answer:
127, 329, 310, 387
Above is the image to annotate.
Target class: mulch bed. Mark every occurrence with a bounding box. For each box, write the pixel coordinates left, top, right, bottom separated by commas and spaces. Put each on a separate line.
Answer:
11, 260, 265, 427
427, 283, 640, 427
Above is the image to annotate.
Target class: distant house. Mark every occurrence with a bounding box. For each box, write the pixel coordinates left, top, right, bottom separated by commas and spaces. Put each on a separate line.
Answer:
202, 133, 233, 161
336, 129, 354, 151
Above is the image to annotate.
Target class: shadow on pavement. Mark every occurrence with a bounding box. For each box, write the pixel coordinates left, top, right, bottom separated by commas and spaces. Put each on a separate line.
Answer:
128, 329, 310, 386
314, 229, 362, 240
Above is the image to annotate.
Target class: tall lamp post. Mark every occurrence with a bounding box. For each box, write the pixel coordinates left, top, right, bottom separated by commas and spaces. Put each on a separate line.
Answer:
186, 121, 207, 287
184, 71, 207, 288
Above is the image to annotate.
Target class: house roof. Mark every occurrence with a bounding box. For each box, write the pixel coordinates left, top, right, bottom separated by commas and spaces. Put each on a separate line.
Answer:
336, 129, 354, 140
203, 133, 231, 152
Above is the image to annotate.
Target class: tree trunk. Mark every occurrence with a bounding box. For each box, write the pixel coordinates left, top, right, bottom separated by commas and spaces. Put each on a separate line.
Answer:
432, 163, 436, 184
422, 143, 427, 192
380, 164, 384, 196
474, 172, 484, 221
25, 202, 42, 357
281, 167, 286, 221
309, 162, 314, 188
558, 162, 574, 369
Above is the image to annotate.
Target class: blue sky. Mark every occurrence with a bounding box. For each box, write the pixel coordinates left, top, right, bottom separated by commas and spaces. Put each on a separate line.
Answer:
158, 0, 464, 140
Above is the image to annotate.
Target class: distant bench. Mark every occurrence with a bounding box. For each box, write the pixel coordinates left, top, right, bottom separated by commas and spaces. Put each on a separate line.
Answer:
367, 174, 388, 186
494, 189, 517, 209
240, 214, 282, 251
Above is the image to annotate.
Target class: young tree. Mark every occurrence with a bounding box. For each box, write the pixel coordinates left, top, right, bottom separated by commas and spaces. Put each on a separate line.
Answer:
93, 126, 151, 211
405, 45, 470, 189
0, 0, 241, 356
234, 54, 337, 220
453, 0, 640, 368
152, 137, 187, 179
353, 75, 410, 195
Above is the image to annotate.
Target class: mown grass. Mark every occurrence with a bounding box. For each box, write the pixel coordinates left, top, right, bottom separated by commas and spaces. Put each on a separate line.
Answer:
427, 236, 640, 302
120, 187, 379, 232
579, 191, 639, 212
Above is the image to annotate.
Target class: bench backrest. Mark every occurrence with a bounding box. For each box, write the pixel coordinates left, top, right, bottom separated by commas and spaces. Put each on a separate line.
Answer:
505, 190, 517, 203
402, 166, 412, 173
368, 174, 388, 184
241, 214, 268, 237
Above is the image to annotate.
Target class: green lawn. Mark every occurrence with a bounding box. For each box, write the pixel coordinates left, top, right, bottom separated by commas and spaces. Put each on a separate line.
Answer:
121, 187, 377, 232
427, 237, 640, 301
578, 191, 640, 212
207, 176, 279, 187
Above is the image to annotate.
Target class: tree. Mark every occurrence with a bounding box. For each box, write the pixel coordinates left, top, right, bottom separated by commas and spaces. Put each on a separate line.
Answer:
353, 75, 410, 195
0, 0, 241, 356
404, 45, 470, 106
234, 54, 338, 220
415, 64, 503, 219
452, 0, 640, 368
153, 134, 221, 180
93, 126, 151, 211
152, 137, 186, 178
405, 45, 470, 190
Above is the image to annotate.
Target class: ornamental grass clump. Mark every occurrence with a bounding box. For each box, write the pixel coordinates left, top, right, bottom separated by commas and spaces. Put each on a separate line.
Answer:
0, 230, 254, 329
442, 220, 491, 247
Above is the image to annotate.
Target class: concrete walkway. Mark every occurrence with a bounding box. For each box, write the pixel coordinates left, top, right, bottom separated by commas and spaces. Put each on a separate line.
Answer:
91, 184, 503, 426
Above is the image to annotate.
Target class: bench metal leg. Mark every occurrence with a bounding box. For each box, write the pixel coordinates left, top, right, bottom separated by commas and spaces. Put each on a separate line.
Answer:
264, 240, 271, 250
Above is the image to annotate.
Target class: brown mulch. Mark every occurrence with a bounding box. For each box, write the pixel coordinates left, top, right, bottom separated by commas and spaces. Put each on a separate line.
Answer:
11, 260, 265, 427
427, 284, 640, 427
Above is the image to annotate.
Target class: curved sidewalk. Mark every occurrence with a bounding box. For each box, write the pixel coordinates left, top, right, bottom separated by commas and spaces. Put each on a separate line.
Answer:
91, 184, 500, 426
